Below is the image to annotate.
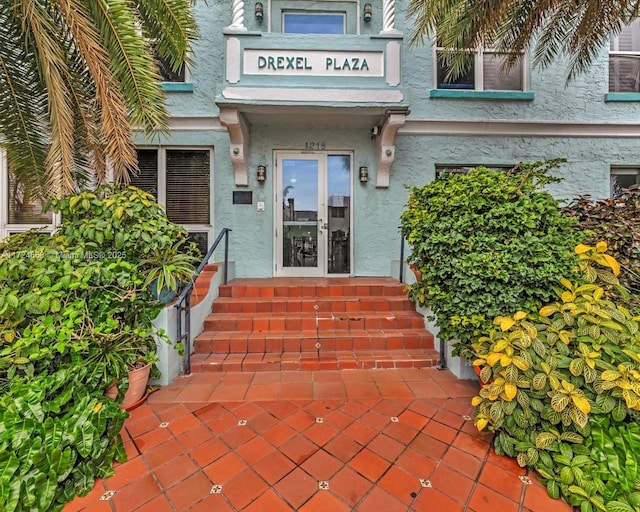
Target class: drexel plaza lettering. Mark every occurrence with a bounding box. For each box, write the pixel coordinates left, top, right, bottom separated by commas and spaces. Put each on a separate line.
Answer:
257, 55, 370, 71
243, 49, 383, 77
258, 55, 312, 70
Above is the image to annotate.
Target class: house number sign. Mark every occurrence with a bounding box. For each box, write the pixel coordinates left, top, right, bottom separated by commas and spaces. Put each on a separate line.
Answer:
243, 49, 383, 77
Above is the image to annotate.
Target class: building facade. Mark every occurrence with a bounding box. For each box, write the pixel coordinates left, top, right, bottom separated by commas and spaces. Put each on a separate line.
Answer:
3, 0, 640, 278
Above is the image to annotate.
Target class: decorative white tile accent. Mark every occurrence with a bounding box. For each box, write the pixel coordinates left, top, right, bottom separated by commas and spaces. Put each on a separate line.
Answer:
315, 342, 322, 349
462, 415, 472, 421
390, 416, 399, 423
99, 491, 116, 500
419, 479, 432, 488
238, 419, 247, 426
210, 484, 223, 494
318, 481, 330, 490
159, 422, 169, 428
519, 475, 533, 485
316, 417, 324, 423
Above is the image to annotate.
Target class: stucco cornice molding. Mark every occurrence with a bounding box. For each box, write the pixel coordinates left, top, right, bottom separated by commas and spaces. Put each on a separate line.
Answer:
375, 111, 406, 188
400, 118, 640, 138
219, 108, 250, 186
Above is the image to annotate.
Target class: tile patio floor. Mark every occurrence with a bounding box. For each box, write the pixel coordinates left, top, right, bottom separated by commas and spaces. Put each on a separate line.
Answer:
64, 368, 573, 511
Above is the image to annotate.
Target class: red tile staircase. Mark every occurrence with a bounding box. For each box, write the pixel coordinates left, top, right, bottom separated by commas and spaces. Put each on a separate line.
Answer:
190, 277, 441, 372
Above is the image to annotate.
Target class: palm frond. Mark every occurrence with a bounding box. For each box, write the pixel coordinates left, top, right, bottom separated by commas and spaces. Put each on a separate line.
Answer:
89, 0, 168, 135
407, 0, 640, 82
136, 0, 199, 72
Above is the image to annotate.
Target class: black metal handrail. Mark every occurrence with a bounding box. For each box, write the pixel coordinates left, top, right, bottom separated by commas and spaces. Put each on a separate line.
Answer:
174, 228, 231, 375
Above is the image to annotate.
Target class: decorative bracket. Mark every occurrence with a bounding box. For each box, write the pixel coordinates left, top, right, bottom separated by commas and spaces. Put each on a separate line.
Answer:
375, 111, 406, 188
219, 108, 249, 186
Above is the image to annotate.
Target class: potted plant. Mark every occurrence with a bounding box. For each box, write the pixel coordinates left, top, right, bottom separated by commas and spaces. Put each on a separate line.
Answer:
142, 238, 201, 303
87, 327, 159, 409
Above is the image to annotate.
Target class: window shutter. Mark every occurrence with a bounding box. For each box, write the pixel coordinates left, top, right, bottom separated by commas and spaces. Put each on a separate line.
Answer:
132, 150, 159, 198
166, 150, 210, 224
7, 170, 52, 224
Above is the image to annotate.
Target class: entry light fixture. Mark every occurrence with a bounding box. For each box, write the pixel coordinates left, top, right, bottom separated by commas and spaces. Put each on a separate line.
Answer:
255, 2, 264, 22
359, 166, 369, 183
257, 165, 267, 182
363, 3, 372, 22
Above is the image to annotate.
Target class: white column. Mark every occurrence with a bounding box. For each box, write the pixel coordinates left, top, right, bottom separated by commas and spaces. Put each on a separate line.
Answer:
227, 0, 247, 31
380, 0, 401, 34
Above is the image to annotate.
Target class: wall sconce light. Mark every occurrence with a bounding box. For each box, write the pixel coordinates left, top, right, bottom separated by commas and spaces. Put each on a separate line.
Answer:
257, 165, 267, 182
363, 3, 372, 22
359, 166, 369, 183
255, 2, 264, 22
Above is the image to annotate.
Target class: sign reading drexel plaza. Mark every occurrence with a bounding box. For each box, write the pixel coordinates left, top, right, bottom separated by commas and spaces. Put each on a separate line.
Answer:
243, 49, 384, 77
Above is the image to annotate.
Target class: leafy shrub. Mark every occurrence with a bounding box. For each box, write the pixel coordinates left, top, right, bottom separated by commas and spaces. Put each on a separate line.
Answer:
0, 366, 128, 512
563, 188, 640, 308
0, 185, 198, 511
472, 243, 640, 512
401, 161, 581, 358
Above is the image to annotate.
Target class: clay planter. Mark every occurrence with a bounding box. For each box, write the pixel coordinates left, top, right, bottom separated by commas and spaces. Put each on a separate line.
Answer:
474, 365, 492, 385
106, 363, 151, 410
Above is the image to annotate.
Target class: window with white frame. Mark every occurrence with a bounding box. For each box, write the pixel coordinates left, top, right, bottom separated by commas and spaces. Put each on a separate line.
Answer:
131, 148, 212, 254
610, 167, 640, 196
283, 12, 346, 34
609, 19, 640, 92
1, 151, 58, 241
435, 45, 525, 91
271, 0, 356, 34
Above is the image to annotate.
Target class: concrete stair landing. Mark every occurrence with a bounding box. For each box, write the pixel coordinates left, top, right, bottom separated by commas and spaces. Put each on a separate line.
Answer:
191, 277, 440, 372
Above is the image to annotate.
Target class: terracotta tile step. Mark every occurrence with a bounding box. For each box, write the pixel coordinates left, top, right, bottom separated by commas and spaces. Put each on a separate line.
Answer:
218, 281, 407, 299
203, 311, 425, 331
190, 349, 441, 372
193, 329, 434, 353
211, 295, 415, 314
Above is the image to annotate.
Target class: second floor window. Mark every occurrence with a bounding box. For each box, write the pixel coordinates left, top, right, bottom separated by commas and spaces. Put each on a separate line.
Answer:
435, 46, 525, 91
283, 12, 345, 34
609, 19, 640, 92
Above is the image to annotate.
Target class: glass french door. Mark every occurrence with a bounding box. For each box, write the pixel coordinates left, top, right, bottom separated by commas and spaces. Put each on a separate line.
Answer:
275, 152, 352, 276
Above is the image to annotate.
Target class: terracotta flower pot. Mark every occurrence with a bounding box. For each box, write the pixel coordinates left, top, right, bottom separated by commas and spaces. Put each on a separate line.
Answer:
106, 363, 151, 410
474, 365, 492, 385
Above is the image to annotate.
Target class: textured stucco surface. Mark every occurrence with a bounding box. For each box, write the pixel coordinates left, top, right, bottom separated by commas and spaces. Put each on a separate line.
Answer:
142, 0, 640, 278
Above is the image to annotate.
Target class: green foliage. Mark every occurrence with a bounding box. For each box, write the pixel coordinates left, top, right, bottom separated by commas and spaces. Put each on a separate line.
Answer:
472, 244, 640, 512
400, 160, 581, 358
0, 366, 127, 512
563, 188, 640, 309
0, 185, 198, 510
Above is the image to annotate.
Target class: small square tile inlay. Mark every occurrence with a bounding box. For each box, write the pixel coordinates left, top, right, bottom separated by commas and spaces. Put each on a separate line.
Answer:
316, 417, 324, 423
519, 475, 533, 485
318, 481, 330, 490
210, 484, 223, 494
315, 342, 322, 349
462, 415, 472, 421
238, 420, 247, 426
419, 479, 432, 488
99, 491, 116, 500
390, 417, 399, 423
159, 422, 169, 428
